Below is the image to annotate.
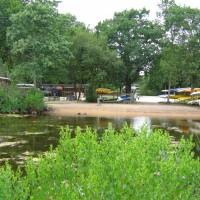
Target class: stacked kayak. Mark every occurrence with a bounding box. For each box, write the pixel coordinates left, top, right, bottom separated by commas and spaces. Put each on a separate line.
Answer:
159, 88, 200, 105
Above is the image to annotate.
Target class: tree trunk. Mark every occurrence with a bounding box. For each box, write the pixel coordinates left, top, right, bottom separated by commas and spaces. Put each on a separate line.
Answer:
77, 84, 82, 100
125, 80, 132, 94
74, 83, 77, 100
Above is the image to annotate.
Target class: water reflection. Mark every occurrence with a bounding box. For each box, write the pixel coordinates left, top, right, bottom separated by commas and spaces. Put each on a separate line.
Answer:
0, 115, 200, 167
131, 117, 151, 132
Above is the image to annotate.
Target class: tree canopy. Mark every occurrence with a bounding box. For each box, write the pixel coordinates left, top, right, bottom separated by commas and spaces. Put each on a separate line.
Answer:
0, 0, 199, 96
7, 0, 71, 85
96, 9, 163, 92
141, 0, 200, 94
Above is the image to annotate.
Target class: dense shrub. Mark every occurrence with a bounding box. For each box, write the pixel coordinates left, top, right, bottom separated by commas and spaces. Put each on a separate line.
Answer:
86, 84, 97, 102
0, 86, 45, 114
0, 126, 199, 199
23, 89, 45, 113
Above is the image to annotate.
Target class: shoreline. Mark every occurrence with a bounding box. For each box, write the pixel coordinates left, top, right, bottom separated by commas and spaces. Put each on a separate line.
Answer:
47, 102, 200, 119
0, 113, 31, 118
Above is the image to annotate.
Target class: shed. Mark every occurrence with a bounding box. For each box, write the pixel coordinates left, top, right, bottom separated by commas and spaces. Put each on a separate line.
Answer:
0, 77, 11, 86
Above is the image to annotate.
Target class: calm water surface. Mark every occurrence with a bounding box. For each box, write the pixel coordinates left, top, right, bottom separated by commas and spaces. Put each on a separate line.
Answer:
0, 115, 200, 167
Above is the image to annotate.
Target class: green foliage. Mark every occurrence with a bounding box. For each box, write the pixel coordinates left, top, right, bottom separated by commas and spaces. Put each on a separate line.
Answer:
67, 29, 123, 88
162, 4, 200, 87
1, 0, 200, 94
0, 86, 45, 113
0, 0, 23, 64
7, 0, 71, 85
138, 56, 166, 95
85, 84, 97, 102
0, 126, 200, 199
142, 2, 200, 92
96, 9, 163, 93
23, 89, 45, 112
139, 77, 159, 95
159, 45, 181, 89
0, 86, 24, 113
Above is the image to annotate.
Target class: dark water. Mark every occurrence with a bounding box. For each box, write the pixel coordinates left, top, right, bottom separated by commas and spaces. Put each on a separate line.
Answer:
0, 115, 200, 167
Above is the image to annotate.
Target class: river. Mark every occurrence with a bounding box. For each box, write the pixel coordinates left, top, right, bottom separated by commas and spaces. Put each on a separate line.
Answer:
0, 115, 200, 168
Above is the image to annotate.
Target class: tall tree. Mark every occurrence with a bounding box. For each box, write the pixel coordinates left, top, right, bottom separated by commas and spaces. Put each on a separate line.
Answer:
7, 0, 71, 85
96, 9, 163, 93
143, 1, 200, 94
162, 3, 200, 87
68, 29, 123, 99
0, 0, 23, 69
42, 13, 84, 84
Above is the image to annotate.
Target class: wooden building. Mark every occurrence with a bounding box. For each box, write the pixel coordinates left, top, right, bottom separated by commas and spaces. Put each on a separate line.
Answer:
40, 84, 87, 100
0, 77, 11, 86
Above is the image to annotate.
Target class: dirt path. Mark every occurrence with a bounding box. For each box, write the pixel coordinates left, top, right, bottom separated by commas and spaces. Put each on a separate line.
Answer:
47, 102, 200, 119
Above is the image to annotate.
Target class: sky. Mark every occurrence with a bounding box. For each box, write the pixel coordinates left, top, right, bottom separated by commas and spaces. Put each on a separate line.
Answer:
58, 0, 200, 28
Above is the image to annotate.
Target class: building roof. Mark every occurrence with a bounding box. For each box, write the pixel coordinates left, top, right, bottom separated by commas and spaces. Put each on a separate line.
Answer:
0, 76, 11, 81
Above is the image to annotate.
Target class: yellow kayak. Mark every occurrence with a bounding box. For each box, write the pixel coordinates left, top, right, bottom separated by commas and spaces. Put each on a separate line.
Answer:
96, 88, 113, 95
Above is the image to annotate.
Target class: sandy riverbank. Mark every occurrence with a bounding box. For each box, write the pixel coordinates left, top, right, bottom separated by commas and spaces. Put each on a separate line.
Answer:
47, 102, 200, 119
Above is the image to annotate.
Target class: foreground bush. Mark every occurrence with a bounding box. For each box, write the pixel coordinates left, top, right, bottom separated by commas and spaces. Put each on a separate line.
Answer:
0, 86, 45, 114
0, 126, 200, 199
